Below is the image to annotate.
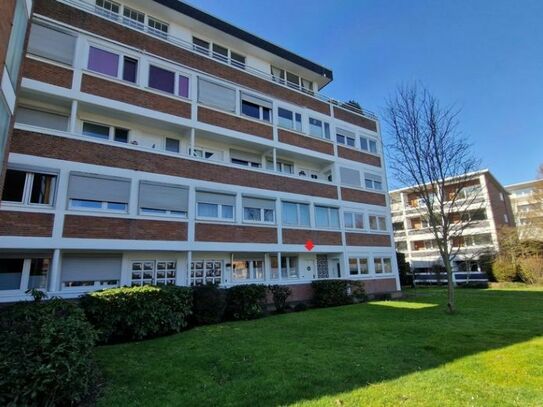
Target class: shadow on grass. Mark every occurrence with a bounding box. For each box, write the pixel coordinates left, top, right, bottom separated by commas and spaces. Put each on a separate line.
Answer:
94, 288, 543, 406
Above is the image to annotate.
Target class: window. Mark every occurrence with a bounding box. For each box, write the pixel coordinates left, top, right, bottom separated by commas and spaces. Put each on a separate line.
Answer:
2, 169, 56, 206
139, 181, 188, 218
5, 0, 28, 87
230, 149, 262, 168
344, 211, 364, 229
336, 129, 356, 147
286, 71, 300, 89
0, 258, 49, 291
198, 78, 236, 113
349, 257, 369, 276
271, 66, 285, 84
192, 37, 210, 55
281, 256, 298, 279
315, 206, 340, 228
96, 0, 119, 16
374, 257, 393, 274
16, 106, 69, 131
360, 136, 378, 153
88, 46, 119, 77
392, 221, 404, 231
241, 93, 272, 122
282, 202, 310, 226
230, 52, 246, 69
365, 173, 383, 190
196, 191, 235, 220
369, 215, 387, 231
300, 78, 313, 93
396, 241, 408, 251
148, 17, 168, 38
67, 173, 130, 213
242, 197, 275, 224
148, 65, 175, 94
131, 260, 176, 286
212, 43, 228, 62
277, 107, 302, 132
61, 254, 121, 288
266, 159, 293, 174
309, 118, 330, 139
122, 6, 145, 29
27, 23, 76, 66
339, 167, 361, 187
165, 138, 180, 153
123, 57, 138, 83
191, 147, 220, 161
82, 121, 129, 143
190, 260, 222, 285
232, 259, 264, 281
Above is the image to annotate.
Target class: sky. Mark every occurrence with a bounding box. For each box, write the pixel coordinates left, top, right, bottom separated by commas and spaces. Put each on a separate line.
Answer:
186, 0, 543, 187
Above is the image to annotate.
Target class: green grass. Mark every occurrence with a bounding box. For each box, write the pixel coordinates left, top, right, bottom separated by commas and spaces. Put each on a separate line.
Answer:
95, 287, 543, 406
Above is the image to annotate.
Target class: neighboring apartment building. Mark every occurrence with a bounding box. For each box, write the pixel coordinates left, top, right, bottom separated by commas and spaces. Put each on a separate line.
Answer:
390, 170, 514, 284
506, 179, 543, 240
0, 0, 33, 191
0, 0, 399, 302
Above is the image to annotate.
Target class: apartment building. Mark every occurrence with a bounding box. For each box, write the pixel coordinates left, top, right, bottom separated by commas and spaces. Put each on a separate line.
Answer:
506, 179, 543, 240
390, 170, 514, 284
0, 0, 400, 302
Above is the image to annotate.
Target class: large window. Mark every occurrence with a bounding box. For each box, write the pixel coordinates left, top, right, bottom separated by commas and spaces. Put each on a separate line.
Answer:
95, 0, 119, 18
241, 93, 272, 122
282, 202, 310, 227
369, 215, 387, 232
339, 167, 361, 187
336, 129, 356, 147
194, 37, 246, 69
349, 257, 369, 276
277, 107, 302, 132
190, 260, 222, 286
360, 136, 378, 154
131, 260, 176, 286
148, 65, 189, 98
198, 78, 236, 113
147, 17, 168, 38
28, 23, 76, 66
122, 6, 145, 29
242, 197, 275, 224
281, 256, 298, 279
0, 258, 49, 291
364, 173, 383, 191
309, 118, 331, 139
232, 259, 264, 281
67, 173, 130, 213
139, 181, 188, 218
87, 46, 139, 84
315, 206, 340, 229
374, 257, 393, 274
16, 107, 69, 131
2, 169, 56, 206
62, 254, 121, 288
196, 191, 235, 220
82, 121, 129, 143
5, 0, 28, 86
344, 211, 364, 230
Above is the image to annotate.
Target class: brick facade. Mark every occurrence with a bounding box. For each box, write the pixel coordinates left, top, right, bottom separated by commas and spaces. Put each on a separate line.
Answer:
333, 106, 377, 132
363, 278, 397, 294
81, 74, 191, 118
22, 57, 73, 88
278, 129, 334, 155
485, 173, 515, 228
341, 187, 387, 206
195, 223, 277, 243
63, 215, 188, 240
337, 145, 381, 167
0, 211, 54, 237
282, 229, 342, 245
0, 0, 16, 74
346, 233, 392, 247
11, 130, 339, 199
198, 106, 273, 140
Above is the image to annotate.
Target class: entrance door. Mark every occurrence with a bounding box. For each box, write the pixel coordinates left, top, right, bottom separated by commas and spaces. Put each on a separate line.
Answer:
316, 255, 329, 278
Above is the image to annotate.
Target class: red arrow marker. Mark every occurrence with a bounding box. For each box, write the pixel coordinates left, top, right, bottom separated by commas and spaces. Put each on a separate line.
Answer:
305, 240, 314, 251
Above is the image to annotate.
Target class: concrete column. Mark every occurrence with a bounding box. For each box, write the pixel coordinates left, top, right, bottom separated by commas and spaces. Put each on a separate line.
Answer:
49, 249, 61, 293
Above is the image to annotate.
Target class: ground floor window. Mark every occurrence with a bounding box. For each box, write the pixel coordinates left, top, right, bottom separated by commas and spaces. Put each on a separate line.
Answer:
131, 260, 176, 286
349, 257, 369, 276
281, 256, 298, 279
190, 260, 222, 286
232, 259, 264, 281
374, 257, 393, 274
0, 258, 49, 291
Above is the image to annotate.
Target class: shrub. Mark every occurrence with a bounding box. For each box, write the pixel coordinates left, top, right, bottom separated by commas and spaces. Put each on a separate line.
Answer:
491, 258, 518, 282
312, 280, 352, 307
80, 285, 192, 343
0, 299, 98, 406
294, 302, 308, 312
350, 280, 367, 302
268, 285, 292, 313
192, 284, 227, 325
518, 256, 543, 284
225, 284, 267, 320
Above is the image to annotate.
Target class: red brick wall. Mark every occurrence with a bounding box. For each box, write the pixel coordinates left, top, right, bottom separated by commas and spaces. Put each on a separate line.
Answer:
198, 107, 272, 140
12, 130, 339, 199
345, 233, 392, 247
485, 173, 515, 228
35, 0, 331, 115
337, 146, 381, 167
0, 0, 16, 74
0, 211, 54, 237
81, 74, 191, 119
195, 223, 277, 243
282, 229, 342, 245
63, 215, 187, 240
364, 278, 397, 294
22, 57, 73, 88
333, 106, 377, 132
278, 129, 334, 155
341, 187, 387, 206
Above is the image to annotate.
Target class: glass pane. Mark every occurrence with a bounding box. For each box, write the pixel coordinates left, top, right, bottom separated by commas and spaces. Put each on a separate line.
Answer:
360, 258, 369, 274
244, 207, 261, 222
230, 52, 245, 68
221, 205, 234, 219
278, 108, 293, 129
232, 261, 249, 280
309, 118, 322, 137
374, 258, 383, 273
122, 57, 137, 82
270, 256, 279, 279
198, 202, 218, 218
193, 37, 210, 53
295, 113, 302, 131
369, 140, 378, 153
0, 258, 24, 290
28, 258, 49, 289
264, 209, 274, 222
365, 179, 374, 189
30, 173, 55, 204
241, 100, 260, 119
83, 122, 110, 139
212, 43, 228, 62
165, 138, 180, 153
107, 202, 127, 211
315, 206, 329, 227
347, 137, 355, 147
71, 199, 102, 209
2, 169, 26, 202
369, 216, 378, 230
344, 212, 354, 228
253, 260, 264, 280
148, 65, 175, 94
282, 202, 298, 225
378, 217, 387, 230
262, 108, 271, 122
88, 46, 119, 77
337, 134, 345, 144
114, 128, 129, 143
354, 213, 364, 229
360, 137, 368, 151
178, 75, 189, 98
330, 208, 340, 228
383, 258, 392, 273
299, 204, 310, 226
349, 258, 358, 275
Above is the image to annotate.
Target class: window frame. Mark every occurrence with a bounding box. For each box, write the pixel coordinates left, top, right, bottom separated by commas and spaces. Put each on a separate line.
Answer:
344, 211, 365, 230
349, 257, 369, 276
374, 257, 393, 274
282, 201, 310, 227
68, 199, 128, 213
240, 96, 272, 123
147, 16, 169, 38
196, 201, 235, 221
147, 63, 190, 99
0, 258, 50, 293
369, 215, 387, 232
242, 206, 275, 225
232, 259, 265, 281
1, 168, 57, 207
360, 135, 379, 154
87, 44, 140, 85
277, 107, 302, 132
364, 174, 383, 191
308, 117, 331, 139
315, 205, 340, 229
81, 120, 130, 144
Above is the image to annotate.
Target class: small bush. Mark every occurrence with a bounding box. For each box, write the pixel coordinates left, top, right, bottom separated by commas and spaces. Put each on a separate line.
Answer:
268, 285, 292, 313
192, 284, 227, 325
225, 284, 267, 320
312, 280, 352, 307
491, 259, 518, 282
518, 256, 543, 284
80, 285, 192, 343
0, 299, 98, 406
350, 280, 367, 302
294, 302, 308, 312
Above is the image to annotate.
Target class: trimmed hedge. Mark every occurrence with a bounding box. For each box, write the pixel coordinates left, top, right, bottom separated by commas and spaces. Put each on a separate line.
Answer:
192, 285, 227, 325
80, 285, 192, 343
0, 299, 98, 406
312, 280, 353, 307
268, 285, 292, 313
225, 284, 267, 320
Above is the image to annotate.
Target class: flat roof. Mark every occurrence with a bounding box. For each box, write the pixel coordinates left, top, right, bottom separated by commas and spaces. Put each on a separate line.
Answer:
153, 0, 334, 82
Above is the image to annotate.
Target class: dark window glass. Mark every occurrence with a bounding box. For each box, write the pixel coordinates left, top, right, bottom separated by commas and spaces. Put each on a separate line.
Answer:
347, 137, 355, 147
148, 65, 175, 94
193, 37, 209, 54
114, 128, 129, 143
30, 173, 55, 204
83, 122, 109, 139
212, 44, 228, 62
2, 169, 26, 202
241, 100, 260, 119
337, 134, 345, 144
0, 258, 24, 290
165, 138, 179, 153
230, 52, 245, 69
262, 108, 271, 122
123, 57, 137, 83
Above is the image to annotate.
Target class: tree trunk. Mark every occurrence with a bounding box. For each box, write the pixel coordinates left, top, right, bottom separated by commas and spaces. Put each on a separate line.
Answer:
444, 257, 455, 313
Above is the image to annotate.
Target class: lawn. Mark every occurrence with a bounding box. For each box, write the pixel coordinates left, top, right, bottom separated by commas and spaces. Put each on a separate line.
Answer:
95, 287, 543, 406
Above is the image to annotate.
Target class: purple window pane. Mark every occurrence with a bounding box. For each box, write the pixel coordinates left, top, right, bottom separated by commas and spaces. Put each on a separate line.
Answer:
178, 75, 189, 98
148, 65, 174, 94
123, 57, 137, 83
88, 47, 119, 77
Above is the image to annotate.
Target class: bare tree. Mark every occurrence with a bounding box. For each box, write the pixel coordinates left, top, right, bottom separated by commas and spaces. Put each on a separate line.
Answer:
519, 165, 543, 240
384, 84, 483, 313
